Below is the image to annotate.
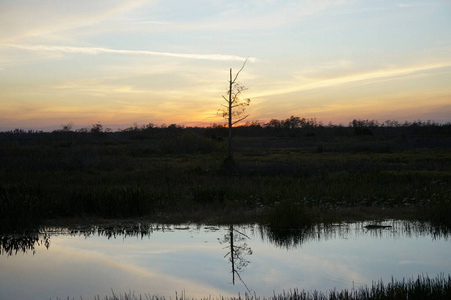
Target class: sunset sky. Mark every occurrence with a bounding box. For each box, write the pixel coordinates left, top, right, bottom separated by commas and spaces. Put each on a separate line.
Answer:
1, 0, 450, 131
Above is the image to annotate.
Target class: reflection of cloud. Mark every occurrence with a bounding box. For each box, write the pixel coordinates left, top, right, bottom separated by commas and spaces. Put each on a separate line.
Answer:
252, 245, 367, 293
4, 44, 254, 62
50, 242, 230, 298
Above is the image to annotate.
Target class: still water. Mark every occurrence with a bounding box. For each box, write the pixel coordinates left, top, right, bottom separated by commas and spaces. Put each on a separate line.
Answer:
1, 221, 450, 299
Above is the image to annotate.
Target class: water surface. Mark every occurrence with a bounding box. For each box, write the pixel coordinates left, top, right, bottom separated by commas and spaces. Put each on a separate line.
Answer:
1, 221, 450, 299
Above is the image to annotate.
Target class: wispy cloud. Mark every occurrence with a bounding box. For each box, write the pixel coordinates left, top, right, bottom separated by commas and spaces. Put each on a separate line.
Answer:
0, 0, 150, 42
252, 62, 451, 98
4, 44, 255, 62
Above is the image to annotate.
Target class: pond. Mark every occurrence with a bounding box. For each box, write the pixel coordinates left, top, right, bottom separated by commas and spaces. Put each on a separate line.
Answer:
1, 221, 450, 299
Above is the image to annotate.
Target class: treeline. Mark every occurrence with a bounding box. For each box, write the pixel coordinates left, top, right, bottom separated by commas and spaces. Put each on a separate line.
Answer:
1, 116, 450, 140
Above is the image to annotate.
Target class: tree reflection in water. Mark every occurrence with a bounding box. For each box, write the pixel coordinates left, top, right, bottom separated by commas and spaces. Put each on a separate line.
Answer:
220, 225, 253, 292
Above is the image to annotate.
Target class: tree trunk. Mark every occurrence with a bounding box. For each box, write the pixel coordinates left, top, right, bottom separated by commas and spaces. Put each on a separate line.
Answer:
228, 68, 233, 158
229, 225, 235, 285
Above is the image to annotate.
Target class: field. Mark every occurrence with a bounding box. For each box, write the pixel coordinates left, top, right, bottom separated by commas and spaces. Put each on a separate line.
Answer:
1, 121, 450, 232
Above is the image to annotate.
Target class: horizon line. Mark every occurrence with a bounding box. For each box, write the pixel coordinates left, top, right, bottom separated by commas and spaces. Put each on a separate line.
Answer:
1, 117, 449, 133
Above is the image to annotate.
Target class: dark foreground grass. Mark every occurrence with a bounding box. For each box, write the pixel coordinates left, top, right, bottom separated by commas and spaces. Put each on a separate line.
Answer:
54, 274, 451, 300
1, 129, 450, 232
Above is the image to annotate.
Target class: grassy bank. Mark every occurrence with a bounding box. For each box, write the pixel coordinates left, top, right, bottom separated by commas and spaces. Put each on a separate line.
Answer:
1, 124, 450, 232
54, 274, 451, 300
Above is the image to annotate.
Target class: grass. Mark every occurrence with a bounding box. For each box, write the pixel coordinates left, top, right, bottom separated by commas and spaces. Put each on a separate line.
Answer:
0, 126, 450, 232
53, 274, 451, 300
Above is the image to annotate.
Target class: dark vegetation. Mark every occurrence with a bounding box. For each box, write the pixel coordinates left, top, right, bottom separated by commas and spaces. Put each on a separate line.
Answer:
1, 117, 450, 232
52, 274, 451, 300
269, 274, 451, 300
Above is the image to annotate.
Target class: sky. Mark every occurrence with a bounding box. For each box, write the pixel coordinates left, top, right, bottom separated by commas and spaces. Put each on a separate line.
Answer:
1, 0, 450, 131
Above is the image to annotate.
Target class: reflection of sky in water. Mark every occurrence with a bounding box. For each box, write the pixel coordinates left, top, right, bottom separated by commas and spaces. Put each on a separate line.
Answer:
1, 223, 450, 299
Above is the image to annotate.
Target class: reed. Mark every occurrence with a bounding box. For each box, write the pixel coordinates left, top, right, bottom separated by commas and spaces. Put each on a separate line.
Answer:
53, 274, 451, 300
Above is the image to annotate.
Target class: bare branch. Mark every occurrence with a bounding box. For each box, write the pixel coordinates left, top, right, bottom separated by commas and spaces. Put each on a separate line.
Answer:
235, 270, 252, 294
233, 228, 251, 240
232, 59, 248, 84
232, 114, 249, 125
231, 102, 249, 108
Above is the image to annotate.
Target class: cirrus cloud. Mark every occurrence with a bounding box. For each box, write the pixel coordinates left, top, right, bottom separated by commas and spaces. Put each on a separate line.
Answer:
3, 43, 255, 62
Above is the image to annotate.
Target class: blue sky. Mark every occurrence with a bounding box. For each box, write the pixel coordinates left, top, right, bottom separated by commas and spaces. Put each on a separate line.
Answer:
1, 0, 450, 130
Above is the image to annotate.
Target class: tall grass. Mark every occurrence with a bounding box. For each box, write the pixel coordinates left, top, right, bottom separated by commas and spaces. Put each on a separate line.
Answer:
0, 184, 43, 231
53, 274, 451, 300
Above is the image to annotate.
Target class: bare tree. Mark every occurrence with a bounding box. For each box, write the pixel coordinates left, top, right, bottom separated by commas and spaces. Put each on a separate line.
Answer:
220, 225, 252, 291
218, 60, 251, 159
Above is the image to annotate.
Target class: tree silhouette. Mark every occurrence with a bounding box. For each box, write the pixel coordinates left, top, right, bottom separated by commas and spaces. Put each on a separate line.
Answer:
218, 60, 251, 160
220, 225, 252, 291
